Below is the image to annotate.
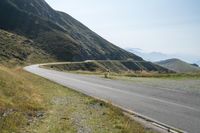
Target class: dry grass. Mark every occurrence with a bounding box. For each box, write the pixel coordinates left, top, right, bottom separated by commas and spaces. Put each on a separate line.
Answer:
0, 65, 153, 133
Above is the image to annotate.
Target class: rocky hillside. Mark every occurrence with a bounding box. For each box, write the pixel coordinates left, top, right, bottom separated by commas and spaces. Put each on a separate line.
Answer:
0, 29, 54, 66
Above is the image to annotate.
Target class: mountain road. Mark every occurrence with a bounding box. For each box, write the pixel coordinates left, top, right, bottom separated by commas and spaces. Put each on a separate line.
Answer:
24, 64, 200, 133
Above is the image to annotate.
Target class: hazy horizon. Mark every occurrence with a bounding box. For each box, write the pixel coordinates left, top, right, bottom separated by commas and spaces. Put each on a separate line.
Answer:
45, 0, 200, 62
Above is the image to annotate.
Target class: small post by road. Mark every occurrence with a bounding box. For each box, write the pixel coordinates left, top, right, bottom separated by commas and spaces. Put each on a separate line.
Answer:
104, 69, 110, 78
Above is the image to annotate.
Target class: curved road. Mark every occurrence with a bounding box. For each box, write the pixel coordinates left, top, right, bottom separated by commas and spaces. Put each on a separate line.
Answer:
24, 65, 200, 133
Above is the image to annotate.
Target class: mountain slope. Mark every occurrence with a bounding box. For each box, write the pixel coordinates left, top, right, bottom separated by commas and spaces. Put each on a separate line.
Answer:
0, 29, 54, 66
156, 58, 200, 73
0, 0, 142, 61
196, 60, 200, 66
45, 60, 171, 73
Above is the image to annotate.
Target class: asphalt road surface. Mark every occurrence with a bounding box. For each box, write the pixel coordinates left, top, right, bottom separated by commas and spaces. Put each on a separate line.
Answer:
24, 65, 200, 133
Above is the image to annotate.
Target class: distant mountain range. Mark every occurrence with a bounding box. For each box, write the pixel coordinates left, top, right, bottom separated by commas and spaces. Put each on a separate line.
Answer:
156, 58, 200, 73
126, 48, 170, 62
126, 48, 200, 65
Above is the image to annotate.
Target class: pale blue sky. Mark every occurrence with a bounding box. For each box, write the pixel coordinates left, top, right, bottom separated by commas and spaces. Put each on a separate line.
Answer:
45, 0, 200, 60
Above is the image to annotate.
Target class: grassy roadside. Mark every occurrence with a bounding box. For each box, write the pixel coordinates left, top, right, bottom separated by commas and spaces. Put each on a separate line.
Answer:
0, 65, 153, 133
43, 63, 200, 80
42, 64, 200, 94
43, 65, 200, 80
43, 60, 171, 74
106, 72, 200, 80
